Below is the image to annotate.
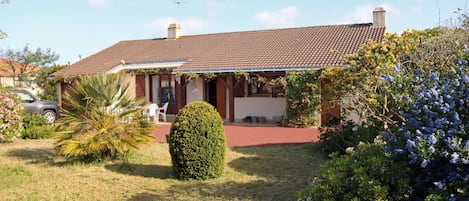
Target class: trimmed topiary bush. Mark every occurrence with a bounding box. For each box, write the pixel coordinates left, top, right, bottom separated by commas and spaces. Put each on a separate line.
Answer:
168, 101, 226, 180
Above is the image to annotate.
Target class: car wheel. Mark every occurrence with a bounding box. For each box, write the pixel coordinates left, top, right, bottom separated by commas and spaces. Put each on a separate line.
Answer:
42, 110, 57, 123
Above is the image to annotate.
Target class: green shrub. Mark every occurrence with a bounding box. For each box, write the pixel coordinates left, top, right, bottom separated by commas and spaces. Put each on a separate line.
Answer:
298, 141, 412, 201
168, 101, 226, 180
22, 113, 55, 139
54, 74, 155, 163
319, 120, 379, 156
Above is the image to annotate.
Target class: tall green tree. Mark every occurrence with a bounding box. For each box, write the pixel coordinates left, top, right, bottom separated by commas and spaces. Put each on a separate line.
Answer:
1, 44, 59, 86
320, 28, 441, 130
34, 64, 66, 101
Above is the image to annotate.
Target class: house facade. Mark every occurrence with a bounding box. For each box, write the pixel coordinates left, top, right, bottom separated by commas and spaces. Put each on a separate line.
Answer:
54, 8, 386, 125
0, 58, 41, 93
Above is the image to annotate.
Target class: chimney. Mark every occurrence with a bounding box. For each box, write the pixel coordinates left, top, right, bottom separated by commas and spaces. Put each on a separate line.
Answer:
373, 7, 386, 27
168, 23, 182, 39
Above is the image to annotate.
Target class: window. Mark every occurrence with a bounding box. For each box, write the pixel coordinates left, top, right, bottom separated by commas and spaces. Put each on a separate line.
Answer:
233, 72, 286, 97
12, 90, 35, 103
247, 75, 285, 97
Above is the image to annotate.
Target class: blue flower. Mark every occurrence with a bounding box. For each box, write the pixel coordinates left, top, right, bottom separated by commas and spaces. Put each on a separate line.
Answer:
407, 139, 416, 149
430, 72, 439, 82
462, 159, 469, 164
450, 152, 460, 164
416, 129, 423, 136
421, 159, 429, 168
381, 75, 395, 83
433, 181, 445, 189
394, 63, 400, 73
428, 135, 438, 145
428, 146, 435, 153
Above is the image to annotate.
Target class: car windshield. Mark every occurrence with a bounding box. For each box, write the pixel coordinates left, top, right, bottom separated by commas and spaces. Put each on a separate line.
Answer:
13, 91, 35, 103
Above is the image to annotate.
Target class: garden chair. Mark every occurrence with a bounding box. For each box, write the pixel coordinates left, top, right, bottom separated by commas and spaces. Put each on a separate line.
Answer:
157, 102, 169, 122
143, 103, 158, 122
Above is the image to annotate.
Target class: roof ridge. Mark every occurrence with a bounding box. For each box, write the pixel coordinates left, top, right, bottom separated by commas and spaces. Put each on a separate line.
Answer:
118, 22, 376, 43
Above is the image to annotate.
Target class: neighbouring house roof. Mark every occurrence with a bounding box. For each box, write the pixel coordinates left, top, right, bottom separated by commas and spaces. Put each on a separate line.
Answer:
54, 23, 385, 76
0, 58, 40, 77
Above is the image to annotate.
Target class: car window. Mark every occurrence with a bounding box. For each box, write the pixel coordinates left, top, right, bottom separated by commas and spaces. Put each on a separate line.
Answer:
13, 91, 35, 103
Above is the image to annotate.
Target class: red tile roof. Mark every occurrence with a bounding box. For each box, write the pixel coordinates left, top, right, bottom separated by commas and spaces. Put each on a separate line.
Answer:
55, 23, 385, 76
0, 58, 40, 76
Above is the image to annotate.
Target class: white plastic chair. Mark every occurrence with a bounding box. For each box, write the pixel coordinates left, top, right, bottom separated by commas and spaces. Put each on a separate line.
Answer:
143, 103, 159, 122
157, 102, 169, 122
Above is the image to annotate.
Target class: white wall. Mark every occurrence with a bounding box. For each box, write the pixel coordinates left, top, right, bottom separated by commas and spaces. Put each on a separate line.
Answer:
186, 78, 204, 104
234, 97, 286, 121
121, 73, 136, 99
0, 76, 14, 87
342, 95, 366, 124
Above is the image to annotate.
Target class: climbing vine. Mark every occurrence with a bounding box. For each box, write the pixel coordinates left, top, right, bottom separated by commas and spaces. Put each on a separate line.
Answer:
284, 69, 321, 127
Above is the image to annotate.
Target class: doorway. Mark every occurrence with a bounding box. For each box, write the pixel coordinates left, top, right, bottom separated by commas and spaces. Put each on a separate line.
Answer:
206, 79, 217, 107
205, 77, 226, 119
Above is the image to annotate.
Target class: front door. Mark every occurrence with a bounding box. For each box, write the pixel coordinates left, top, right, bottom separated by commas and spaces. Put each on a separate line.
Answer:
205, 77, 226, 119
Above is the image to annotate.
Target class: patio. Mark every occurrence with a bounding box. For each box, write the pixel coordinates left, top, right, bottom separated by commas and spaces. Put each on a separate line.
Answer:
153, 121, 321, 147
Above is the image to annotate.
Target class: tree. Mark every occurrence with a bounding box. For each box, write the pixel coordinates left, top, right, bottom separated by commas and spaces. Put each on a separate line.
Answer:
34, 64, 66, 101
1, 0, 10, 38
320, 29, 441, 130
0, 30, 6, 40
1, 45, 59, 86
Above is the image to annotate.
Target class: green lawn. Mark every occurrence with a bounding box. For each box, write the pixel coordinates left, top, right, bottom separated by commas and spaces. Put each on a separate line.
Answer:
0, 139, 325, 201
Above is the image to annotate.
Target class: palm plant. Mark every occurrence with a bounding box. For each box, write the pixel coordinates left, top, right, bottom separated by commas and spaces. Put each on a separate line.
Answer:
55, 73, 155, 163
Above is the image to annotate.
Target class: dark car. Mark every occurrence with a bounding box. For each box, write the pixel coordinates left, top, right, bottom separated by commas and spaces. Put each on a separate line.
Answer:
9, 89, 60, 123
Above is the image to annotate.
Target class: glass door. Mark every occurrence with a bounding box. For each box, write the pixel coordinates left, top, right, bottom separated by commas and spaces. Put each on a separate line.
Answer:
151, 74, 177, 114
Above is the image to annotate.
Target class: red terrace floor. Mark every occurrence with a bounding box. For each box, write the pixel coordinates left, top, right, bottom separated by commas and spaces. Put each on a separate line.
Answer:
153, 123, 321, 147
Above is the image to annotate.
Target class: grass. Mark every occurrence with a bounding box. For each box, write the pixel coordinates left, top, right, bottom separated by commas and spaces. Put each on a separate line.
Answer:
0, 139, 326, 201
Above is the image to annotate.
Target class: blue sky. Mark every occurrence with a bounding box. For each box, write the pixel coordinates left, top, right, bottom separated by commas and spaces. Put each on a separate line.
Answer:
1, 0, 468, 65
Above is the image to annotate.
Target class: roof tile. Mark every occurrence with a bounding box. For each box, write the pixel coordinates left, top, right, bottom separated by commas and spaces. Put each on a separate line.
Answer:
55, 24, 385, 76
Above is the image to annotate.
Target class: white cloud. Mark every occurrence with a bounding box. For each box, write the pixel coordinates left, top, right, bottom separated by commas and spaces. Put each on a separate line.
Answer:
88, 0, 109, 7
340, 3, 401, 24
143, 17, 209, 38
253, 6, 300, 28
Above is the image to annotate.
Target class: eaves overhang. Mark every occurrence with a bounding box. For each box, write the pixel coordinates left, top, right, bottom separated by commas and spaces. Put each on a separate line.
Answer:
107, 60, 188, 74
176, 66, 322, 74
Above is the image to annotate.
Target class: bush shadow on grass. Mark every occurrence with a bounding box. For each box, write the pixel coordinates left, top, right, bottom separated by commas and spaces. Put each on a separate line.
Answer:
6, 147, 57, 165
5, 147, 102, 166
127, 180, 280, 201
105, 164, 173, 179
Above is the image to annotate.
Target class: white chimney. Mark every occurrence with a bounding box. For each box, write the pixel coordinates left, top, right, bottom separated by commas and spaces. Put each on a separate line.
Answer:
373, 7, 386, 27
168, 23, 182, 39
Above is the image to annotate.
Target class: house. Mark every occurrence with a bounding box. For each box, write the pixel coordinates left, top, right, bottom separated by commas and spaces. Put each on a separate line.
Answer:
54, 7, 386, 125
0, 58, 40, 91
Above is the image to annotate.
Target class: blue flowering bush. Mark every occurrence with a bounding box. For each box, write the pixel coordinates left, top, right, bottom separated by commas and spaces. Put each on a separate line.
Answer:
0, 89, 24, 142
385, 61, 469, 200
298, 140, 412, 201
